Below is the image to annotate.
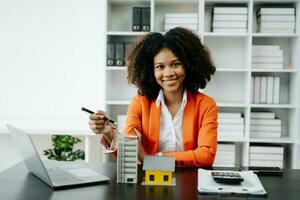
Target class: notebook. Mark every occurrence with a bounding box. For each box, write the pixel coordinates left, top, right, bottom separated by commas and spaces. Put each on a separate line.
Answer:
198, 168, 267, 197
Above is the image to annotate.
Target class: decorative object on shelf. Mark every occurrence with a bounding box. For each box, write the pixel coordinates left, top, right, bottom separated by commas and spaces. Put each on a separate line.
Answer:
117, 134, 138, 183
141, 156, 176, 186
43, 135, 85, 161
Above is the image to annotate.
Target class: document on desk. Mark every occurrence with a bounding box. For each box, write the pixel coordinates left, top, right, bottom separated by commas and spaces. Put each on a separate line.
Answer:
198, 169, 267, 197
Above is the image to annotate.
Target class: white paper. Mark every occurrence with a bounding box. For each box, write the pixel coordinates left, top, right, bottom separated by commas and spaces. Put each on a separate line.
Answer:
198, 169, 267, 195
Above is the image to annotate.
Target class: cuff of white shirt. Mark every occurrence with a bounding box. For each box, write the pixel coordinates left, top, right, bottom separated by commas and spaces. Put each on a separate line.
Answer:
99, 128, 118, 154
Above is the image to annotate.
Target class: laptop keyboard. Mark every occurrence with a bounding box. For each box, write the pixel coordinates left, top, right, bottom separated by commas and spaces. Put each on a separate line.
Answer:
47, 167, 83, 186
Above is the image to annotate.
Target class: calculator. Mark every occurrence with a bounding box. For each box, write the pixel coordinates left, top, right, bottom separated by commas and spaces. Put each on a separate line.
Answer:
211, 171, 244, 185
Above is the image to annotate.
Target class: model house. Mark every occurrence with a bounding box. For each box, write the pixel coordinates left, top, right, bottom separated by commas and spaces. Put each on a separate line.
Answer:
142, 156, 175, 186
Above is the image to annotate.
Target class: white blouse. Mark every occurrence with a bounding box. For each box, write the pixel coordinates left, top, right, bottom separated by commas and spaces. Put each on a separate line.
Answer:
155, 89, 187, 153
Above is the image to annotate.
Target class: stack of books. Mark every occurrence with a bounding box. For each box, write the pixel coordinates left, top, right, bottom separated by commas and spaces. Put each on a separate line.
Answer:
117, 114, 126, 133
257, 8, 296, 34
107, 42, 132, 66
250, 112, 281, 138
250, 146, 284, 168
251, 76, 280, 104
218, 112, 244, 139
212, 7, 248, 33
252, 45, 283, 69
164, 13, 198, 31
213, 143, 236, 167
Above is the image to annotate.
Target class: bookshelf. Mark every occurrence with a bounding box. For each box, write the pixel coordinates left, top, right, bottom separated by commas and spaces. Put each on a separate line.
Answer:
105, 0, 300, 169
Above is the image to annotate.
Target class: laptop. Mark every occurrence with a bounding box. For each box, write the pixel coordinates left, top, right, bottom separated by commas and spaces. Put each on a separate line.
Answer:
6, 124, 110, 189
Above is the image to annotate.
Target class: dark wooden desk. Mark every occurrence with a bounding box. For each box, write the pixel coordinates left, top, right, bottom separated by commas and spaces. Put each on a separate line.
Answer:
1, 162, 300, 200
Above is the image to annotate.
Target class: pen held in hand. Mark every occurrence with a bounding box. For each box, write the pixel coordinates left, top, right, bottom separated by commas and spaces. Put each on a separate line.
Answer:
81, 107, 118, 125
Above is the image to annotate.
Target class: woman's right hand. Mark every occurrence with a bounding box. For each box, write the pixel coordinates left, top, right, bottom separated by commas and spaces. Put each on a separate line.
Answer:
88, 110, 112, 135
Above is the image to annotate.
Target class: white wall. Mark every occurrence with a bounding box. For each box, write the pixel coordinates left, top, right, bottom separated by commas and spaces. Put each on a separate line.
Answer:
0, 0, 106, 172
0, 0, 106, 131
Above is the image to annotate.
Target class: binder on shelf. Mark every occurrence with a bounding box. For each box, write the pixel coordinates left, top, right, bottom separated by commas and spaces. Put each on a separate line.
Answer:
124, 42, 133, 61
251, 76, 254, 103
273, 77, 280, 104
253, 76, 260, 103
107, 43, 115, 66
115, 43, 124, 66
132, 7, 142, 31
260, 76, 267, 104
141, 7, 150, 31
266, 76, 274, 104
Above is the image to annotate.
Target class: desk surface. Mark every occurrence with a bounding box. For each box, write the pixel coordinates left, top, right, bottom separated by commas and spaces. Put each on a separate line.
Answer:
1, 162, 300, 200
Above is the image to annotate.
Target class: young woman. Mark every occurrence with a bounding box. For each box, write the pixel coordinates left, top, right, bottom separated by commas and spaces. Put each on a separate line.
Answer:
89, 27, 218, 168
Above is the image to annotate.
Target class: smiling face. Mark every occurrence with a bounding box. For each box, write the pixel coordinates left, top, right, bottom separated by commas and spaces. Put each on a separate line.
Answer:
153, 48, 186, 95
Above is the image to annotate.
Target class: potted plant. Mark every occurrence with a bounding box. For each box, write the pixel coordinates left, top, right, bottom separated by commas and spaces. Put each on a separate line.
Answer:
44, 135, 85, 161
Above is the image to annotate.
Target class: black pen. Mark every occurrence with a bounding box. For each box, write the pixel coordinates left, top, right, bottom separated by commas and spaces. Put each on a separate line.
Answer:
81, 107, 117, 125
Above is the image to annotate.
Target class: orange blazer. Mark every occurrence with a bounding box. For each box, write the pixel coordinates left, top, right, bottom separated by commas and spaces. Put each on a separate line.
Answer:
124, 91, 218, 168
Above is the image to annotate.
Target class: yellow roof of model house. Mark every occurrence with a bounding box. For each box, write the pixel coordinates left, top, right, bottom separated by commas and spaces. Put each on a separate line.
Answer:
143, 156, 175, 171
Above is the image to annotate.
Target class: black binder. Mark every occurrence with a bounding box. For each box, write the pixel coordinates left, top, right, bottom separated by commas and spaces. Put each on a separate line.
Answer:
124, 42, 133, 61
115, 43, 125, 66
141, 7, 150, 31
107, 43, 115, 66
132, 7, 142, 31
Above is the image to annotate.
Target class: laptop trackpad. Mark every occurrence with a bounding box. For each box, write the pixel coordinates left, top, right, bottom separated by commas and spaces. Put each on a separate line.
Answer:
67, 168, 100, 178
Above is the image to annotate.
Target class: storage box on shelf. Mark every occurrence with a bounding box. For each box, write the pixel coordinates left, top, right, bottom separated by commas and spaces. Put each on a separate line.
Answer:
252, 1, 297, 35
105, 0, 300, 169
154, 0, 199, 32
214, 142, 244, 168
204, 1, 250, 34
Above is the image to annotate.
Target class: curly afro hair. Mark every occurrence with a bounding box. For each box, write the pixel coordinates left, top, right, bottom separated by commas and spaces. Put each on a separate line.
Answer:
127, 27, 216, 100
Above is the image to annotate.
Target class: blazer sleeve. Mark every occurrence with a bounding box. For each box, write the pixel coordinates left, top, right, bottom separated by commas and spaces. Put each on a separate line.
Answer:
163, 100, 218, 168
98, 95, 142, 156
124, 95, 143, 135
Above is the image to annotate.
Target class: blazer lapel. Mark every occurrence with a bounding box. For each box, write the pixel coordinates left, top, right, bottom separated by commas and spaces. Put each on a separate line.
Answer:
148, 101, 161, 154
182, 92, 195, 150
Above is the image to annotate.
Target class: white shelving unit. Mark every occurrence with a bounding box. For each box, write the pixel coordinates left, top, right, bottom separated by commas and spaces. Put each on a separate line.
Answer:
105, 0, 300, 169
